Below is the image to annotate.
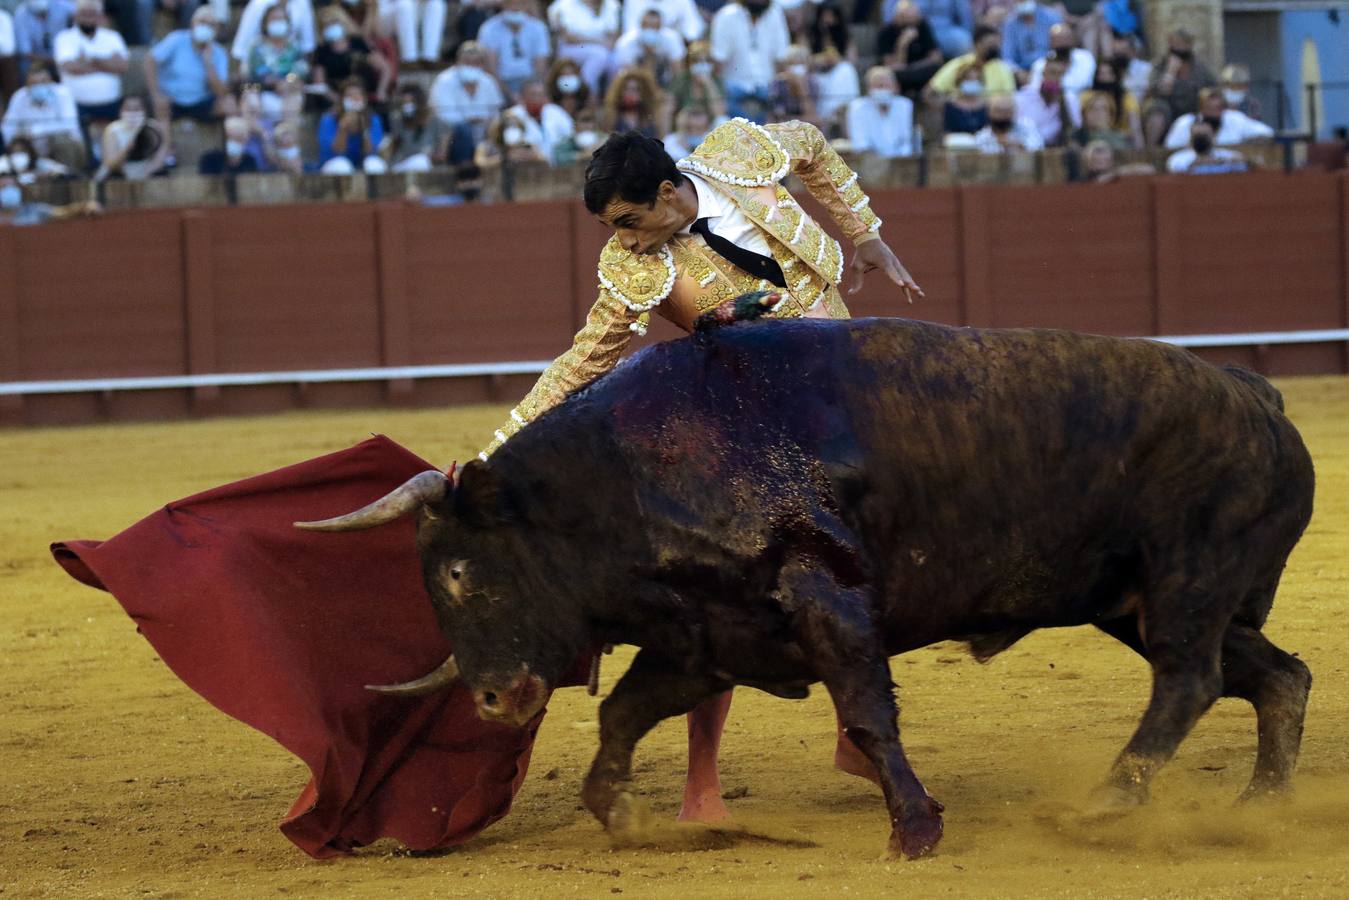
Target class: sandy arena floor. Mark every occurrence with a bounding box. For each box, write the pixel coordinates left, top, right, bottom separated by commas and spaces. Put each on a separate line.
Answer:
3, 377, 1348, 898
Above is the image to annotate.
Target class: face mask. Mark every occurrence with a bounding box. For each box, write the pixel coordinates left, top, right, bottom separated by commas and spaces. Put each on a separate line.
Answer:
556, 73, 581, 94
225, 139, 245, 157
787, 63, 807, 77
0, 184, 22, 209
1202, 115, 1223, 132
640, 27, 662, 46
620, 91, 641, 110
278, 144, 301, 159
982, 47, 1000, 60
1223, 89, 1246, 106
501, 10, 526, 23
266, 19, 290, 38
1111, 53, 1131, 70
1171, 48, 1193, 61
459, 65, 481, 82
123, 111, 146, 128
1040, 80, 1061, 99
868, 86, 895, 99
29, 83, 53, 104
1192, 133, 1213, 154
524, 100, 544, 117
690, 61, 713, 77
8, 152, 31, 171
401, 101, 417, 117
343, 97, 365, 112
744, 0, 769, 15
323, 23, 345, 42
191, 22, 214, 42
78, 22, 97, 35
990, 118, 1013, 132
1015, 0, 1036, 15
958, 78, 983, 97
575, 129, 600, 148
30, 0, 49, 12
502, 125, 525, 145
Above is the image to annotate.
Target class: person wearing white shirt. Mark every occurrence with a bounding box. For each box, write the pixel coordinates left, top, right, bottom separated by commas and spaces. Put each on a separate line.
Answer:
1013, 55, 1078, 147
505, 80, 574, 164
373, 0, 447, 65
548, 0, 620, 97
428, 41, 505, 142
1108, 33, 1150, 103
1162, 88, 1273, 150
1, 60, 84, 167
231, 0, 315, 62
623, 0, 704, 43
478, 0, 552, 96
709, 0, 790, 121
846, 67, 915, 158
612, 9, 685, 84
1027, 24, 1094, 94
0, 9, 16, 62
53, 0, 126, 119
974, 92, 1043, 152
812, 46, 858, 130
1166, 120, 1247, 174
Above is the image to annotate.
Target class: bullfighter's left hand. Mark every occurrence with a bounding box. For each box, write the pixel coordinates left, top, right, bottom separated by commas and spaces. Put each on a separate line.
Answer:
847, 239, 924, 304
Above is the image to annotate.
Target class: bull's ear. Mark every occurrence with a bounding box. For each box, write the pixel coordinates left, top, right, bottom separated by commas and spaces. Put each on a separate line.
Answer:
453, 459, 509, 527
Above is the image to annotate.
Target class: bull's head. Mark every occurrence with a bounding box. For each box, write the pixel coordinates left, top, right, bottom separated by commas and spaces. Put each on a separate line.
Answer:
295, 461, 582, 728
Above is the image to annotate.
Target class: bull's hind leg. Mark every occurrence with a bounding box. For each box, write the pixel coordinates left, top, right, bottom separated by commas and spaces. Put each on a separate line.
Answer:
1220, 623, 1311, 800
582, 649, 728, 835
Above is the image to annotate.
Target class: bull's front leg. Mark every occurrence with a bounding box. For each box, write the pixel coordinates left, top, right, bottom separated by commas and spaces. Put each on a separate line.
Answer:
779, 560, 944, 859
582, 648, 729, 836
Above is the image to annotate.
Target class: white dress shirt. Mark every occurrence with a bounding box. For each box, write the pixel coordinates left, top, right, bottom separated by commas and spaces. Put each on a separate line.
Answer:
505, 101, 574, 164
847, 93, 916, 158
1162, 109, 1274, 150
429, 65, 505, 127
231, 0, 315, 61
1028, 47, 1097, 94
813, 60, 859, 124
547, 0, 620, 42
677, 171, 773, 259
53, 26, 128, 105
709, 2, 790, 93
1, 82, 81, 144
622, 0, 704, 42
1014, 83, 1081, 145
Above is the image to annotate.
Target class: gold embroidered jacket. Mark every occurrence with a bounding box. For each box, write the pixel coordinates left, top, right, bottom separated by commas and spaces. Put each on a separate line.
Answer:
479, 118, 885, 460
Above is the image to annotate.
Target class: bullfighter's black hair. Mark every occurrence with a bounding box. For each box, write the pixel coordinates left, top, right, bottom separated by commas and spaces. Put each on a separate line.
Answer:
583, 131, 685, 215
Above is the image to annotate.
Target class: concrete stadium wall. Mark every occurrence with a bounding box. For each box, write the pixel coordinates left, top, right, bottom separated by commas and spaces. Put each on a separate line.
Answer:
2, 171, 1347, 427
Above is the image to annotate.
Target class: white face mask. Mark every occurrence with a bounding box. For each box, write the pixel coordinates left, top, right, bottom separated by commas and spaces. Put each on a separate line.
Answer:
30, 0, 50, 12
266, 19, 290, 38
278, 144, 301, 160
29, 83, 54, 104
343, 97, 365, 112
1016, 0, 1036, 14
640, 27, 662, 46
401, 102, 417, 117
690, 61, 713, 77
868, 85, 895, 99
458, 65, 482, 82
575, 129, 600, 148
191, 22, 215, 43
8, 152, 31, 171
0, 183, 22, 209
323, 23, 345, 43
123, 111, 146, 128
225, 139, 246, 157
959, 78, 984, 97
1223, 89, 1247, 106
502, 125, 525, 145
787, 63, 807, 77
556, 73, 581, 94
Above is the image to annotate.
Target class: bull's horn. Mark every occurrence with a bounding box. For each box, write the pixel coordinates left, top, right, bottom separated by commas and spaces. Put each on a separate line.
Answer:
365, 654, 459, 696
293, 470, 449, 531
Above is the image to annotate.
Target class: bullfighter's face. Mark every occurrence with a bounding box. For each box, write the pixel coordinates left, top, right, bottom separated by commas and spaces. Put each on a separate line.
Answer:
597, 177, 696, 256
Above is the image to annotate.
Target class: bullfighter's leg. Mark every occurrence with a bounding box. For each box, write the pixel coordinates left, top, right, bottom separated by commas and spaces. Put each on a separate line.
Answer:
1218, 623, 1311, 800
680, 689, 733, 822
779, 564, 943, 858
582, 649, 729, 834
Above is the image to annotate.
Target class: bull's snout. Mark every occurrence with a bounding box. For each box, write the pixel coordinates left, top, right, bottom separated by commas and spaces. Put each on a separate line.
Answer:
473, 670, 548, 728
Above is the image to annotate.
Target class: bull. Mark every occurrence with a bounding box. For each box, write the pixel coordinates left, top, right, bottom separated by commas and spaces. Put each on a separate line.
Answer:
297, 301, 1314, 859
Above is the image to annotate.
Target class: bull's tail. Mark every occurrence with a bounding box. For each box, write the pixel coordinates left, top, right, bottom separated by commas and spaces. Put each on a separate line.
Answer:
1222, 364, 1284, 412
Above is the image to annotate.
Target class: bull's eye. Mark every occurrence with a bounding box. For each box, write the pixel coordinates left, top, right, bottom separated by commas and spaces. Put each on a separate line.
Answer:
450, 566, 463, 581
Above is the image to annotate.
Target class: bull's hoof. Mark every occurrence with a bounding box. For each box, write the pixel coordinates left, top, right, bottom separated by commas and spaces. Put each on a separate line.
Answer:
888, 811, 943, 860
581, 776, 625, 827
1236, 782, 1293, 805
608, 790, 655, 845
1082, 782, 1147, 821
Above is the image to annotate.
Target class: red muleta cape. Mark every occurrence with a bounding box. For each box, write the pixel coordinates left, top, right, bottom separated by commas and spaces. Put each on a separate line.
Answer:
51, 435, 580, 858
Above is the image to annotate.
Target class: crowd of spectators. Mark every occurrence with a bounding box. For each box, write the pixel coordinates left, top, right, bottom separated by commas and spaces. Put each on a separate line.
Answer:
0, 0, 1292, 209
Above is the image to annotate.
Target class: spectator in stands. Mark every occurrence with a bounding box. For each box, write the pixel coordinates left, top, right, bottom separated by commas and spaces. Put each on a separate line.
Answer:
877, 1, 943, 98
429, 41, 504, 144
382, 82, 454, 170
811, 46, 858, 135
0, 135, 74, 180
198, 116, 263, 175
973, 90, 1040, 151
336, 0, 401, 70
233, 0, 316, 63
1015, 53, 1076, 146
668, 40, 726, 122
547, 57, 592, 118
478, 0, 551, 98
1219, 63, 1262, 122
1070, 91, 1128, 150
146, 7, 229, 128
103, 0, 150, 47
613, 8, 685, 87
906, 0, 973, 59
311, 7, 391, 108
1144, 28, 1214, 146
504, 78, 574, 163
54, 0, 127, 130
1087, 56, 1140, 147
927, 24, 1015, 99
1001, 0, 1060, 77
0, 174, 99, 223
971, 0, 1016, 27
95, 94, 168, 181
247, 3, 311, 94
548, 0, 620, 98
1167, 118, 1247, 175
2, 61, 85, 169
1163, 86, 1272, 151
769, 44, 818, 127
602, 66, 664, 137
1108, 31, 1149, 102
663, 104, 708, 158
268, 119, 305, 172
624, 0, 704, 44
807, 3, 854, 63
453, 0, 492, 47
941, 64, 988, 135
236, 84, 282, 158
318, 77, 387, 173
474, 107, 549, 171
710, 0, 790, 123
847, 66, 915, 158
376, 0, 446, 68
1069, 137, 1154, 183
14, 0, 74, 77
1029, 24, 1094, 94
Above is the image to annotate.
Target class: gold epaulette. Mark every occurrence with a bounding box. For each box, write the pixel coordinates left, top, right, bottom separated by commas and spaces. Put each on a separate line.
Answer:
678, 117, 789, 187
597, 236, 676, 318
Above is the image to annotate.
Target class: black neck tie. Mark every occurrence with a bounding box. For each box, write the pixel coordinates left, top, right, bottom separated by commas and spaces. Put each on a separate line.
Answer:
691, 217, 786, 288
